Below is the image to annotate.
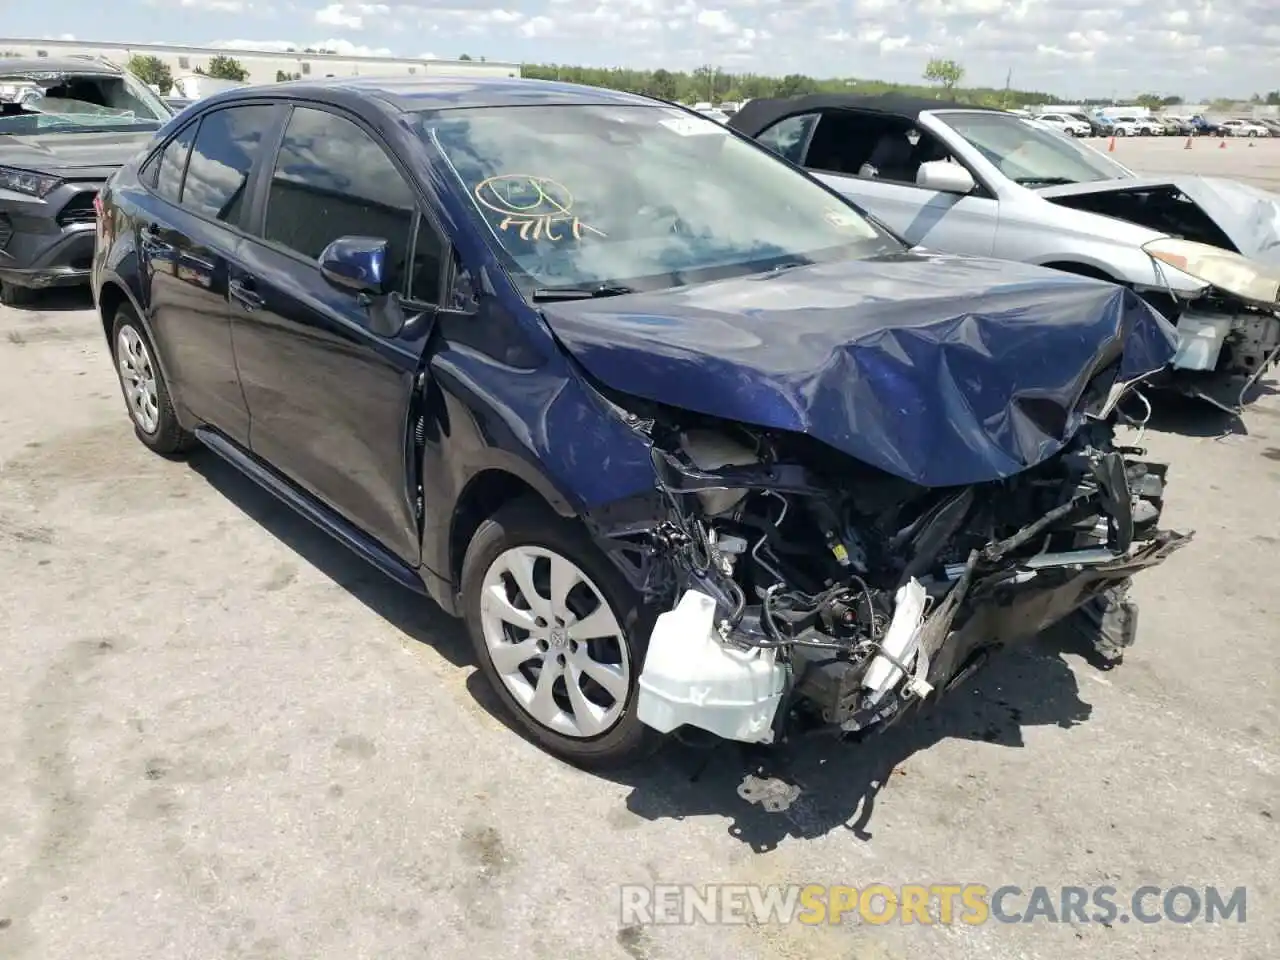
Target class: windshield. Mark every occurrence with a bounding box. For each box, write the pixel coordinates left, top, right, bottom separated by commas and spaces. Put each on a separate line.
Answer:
936, 110, 1132, 186
420, 104, 899, 294
0, 70, 171, 135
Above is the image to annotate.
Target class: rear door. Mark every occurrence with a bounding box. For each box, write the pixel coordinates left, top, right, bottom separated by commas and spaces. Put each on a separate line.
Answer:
136, 104, 280, 444
758, 109, 999, 256
229, 103, 450, 566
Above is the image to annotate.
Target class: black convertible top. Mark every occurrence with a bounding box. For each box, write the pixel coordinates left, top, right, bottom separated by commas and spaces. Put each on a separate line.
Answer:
728, 92, 1000, 136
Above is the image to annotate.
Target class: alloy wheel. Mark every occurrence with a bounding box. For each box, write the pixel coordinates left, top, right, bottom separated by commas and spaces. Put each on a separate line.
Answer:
478, 545, 631, 738
116, 325, 160, 434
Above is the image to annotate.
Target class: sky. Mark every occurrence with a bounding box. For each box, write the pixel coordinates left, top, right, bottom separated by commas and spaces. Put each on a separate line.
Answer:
2, 0, 1277, 99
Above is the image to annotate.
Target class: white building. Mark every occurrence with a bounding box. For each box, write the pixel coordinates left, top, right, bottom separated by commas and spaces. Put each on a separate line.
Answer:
0, 37, 520, 86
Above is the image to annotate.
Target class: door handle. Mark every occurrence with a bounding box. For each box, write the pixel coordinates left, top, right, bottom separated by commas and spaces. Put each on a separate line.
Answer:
229, 278, 264, 312
139, 223, 172, 254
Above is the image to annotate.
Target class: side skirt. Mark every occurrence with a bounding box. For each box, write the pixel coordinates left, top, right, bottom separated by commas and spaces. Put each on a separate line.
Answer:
194, 426, 429, 597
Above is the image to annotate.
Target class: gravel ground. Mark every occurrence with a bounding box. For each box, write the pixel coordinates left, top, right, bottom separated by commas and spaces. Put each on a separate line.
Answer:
1, 139, 1277, 960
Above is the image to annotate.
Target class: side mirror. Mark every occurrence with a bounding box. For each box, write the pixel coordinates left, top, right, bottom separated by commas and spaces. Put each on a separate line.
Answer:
916, 160, 976, 195
319, 236, 389, 296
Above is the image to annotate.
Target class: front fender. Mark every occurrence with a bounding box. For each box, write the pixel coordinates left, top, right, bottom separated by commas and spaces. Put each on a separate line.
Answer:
419, 342, 659, 578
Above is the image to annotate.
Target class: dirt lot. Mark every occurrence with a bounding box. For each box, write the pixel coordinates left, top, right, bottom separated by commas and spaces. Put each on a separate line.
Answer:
1, 138, 1277, 960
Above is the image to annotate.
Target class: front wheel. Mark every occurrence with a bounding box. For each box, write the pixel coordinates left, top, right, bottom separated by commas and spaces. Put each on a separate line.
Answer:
460, 498, 663, 769
1248, 130, 1258, 138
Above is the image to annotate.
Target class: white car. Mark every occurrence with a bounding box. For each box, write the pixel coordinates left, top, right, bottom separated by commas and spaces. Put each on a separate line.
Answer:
1107, 115, 1164, 137
1220, 119, 1270, 138
1035, 113, 1091, 137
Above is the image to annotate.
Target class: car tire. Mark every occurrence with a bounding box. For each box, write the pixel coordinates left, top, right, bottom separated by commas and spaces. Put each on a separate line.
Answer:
110, 305, 196, 455
460, 496, 664, 770
1248, 130, 1257, 138
1116, 128, 1127, 137
0, 279, 35, 308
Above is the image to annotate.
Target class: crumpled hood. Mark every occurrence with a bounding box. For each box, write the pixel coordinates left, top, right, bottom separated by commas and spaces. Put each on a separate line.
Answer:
0, 130, 156, 180
541, 253, 1178, 488
1037, 174, 1280, 267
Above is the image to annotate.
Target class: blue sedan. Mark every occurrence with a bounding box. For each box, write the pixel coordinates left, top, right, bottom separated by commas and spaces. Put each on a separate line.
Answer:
92, 76, 1189, 769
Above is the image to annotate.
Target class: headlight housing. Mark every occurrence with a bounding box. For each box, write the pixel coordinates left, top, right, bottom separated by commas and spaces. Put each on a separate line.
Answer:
0, 165, 62, 199
1142, 237, 1280, 306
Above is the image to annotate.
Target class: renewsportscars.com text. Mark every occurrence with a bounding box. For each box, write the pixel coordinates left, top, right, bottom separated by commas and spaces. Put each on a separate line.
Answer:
619, 883, 1247, 926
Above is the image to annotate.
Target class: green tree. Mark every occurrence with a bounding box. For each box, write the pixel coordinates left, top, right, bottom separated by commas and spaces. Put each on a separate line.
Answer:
649, 68, 677, 101
923, 58, 965, 94
459, 53, 473, 60
126, 54, 173, 94
774, 74, 817, 97
205, 55, 249, 81
1266, 91, 1280, 105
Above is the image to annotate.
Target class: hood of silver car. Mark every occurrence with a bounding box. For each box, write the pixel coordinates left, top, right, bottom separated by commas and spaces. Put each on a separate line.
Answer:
1037, 175, 1280, 267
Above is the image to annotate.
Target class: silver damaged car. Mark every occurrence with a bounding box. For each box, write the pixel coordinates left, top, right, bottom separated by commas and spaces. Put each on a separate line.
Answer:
730, 93, 1280, 409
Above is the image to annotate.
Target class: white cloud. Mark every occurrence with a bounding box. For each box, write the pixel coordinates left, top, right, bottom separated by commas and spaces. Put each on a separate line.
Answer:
315, 3, 363, 29
192, 0, 1280, 97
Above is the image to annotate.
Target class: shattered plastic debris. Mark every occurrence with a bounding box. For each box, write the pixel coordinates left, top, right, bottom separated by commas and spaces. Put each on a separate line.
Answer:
738, 773, 802, 813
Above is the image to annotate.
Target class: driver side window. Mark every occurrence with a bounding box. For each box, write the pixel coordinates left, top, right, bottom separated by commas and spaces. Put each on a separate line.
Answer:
262, 106, 445, 303
803, 111, 962, 188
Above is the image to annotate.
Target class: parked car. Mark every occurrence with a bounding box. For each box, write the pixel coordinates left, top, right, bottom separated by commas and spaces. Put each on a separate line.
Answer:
1220, 119, 1271, 138
729, 93, 1280, 405
163, 96, 196, 114
0, 55, 173, 305
1104, 115, 1164, 137
94, 77, 1190, 767
1034, 112, 1091, 137
1061, 110, 1108, 137
1189, 115, 1223, 136
1160, 116, 1194, 136
1256, 117, 1280, 137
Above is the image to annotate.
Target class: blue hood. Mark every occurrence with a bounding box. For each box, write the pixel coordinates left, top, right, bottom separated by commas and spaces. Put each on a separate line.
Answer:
539, 252, 1178, 488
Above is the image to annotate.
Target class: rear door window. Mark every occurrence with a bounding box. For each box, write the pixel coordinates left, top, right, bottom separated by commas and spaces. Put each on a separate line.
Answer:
181, 105, 275, 227
153, 121, 197, 204
756, 113, 818, 164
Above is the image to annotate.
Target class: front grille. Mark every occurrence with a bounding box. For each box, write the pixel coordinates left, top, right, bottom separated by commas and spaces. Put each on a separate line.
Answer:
0, 213, 11, 249
56, 191, 99, 227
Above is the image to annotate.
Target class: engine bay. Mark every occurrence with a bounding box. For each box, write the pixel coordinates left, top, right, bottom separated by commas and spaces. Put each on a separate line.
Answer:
589, 390, 1191, 744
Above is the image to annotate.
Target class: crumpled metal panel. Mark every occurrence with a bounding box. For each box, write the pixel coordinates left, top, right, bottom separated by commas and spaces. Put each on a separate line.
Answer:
540, 252, 1178, 488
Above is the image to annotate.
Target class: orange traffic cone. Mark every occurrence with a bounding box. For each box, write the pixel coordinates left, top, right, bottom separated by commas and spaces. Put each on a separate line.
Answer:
1107, 136, 1116, 152
1184, 136, 1192, 149
1219, 138, 1227, 149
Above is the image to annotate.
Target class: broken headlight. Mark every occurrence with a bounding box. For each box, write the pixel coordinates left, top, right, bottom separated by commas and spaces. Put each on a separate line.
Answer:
1143, 237, 1280, 307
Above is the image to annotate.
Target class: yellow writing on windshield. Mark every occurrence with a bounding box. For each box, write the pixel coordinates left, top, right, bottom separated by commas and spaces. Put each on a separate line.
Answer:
474, 174, 607, 241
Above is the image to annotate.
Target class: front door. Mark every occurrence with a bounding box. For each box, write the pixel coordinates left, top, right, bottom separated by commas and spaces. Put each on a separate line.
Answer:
228, 104, 449, 566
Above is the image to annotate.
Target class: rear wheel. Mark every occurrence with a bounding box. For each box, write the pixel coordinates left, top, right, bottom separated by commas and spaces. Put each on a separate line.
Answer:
460, 497, 662, 769
111, 306, 195, 455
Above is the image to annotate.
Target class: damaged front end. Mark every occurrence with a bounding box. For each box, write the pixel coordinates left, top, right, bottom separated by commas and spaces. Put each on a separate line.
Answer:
1043, 179, 1280, 409
587, 400, 1192, 746
1139, 237, 1280, 410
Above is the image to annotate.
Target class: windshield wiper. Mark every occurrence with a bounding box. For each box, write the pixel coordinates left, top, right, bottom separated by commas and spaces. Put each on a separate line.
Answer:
1013, 177, 1079, 187
531, 283, 637, 302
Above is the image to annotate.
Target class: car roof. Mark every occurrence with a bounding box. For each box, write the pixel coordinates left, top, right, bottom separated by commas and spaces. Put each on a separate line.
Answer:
201, 75, 663, 114
0, 56, 121, 76
729, 92, 1001, 134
